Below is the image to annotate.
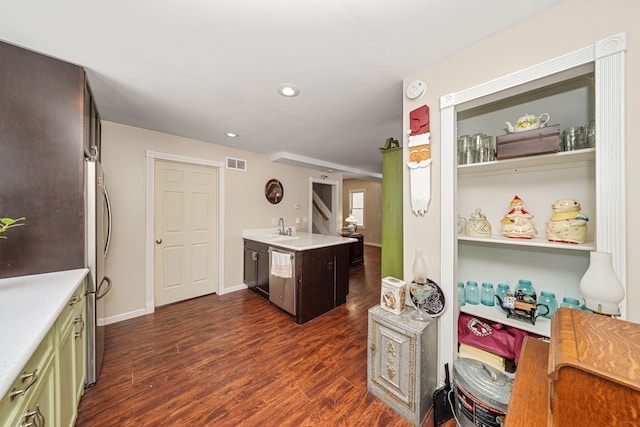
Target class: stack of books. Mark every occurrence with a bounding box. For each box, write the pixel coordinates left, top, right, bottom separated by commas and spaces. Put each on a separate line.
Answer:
458, 343, 515, 373
340, 226, 354, 236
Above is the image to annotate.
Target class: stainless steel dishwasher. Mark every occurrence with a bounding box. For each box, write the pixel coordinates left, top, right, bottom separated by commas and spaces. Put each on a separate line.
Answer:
268, 247, 297, 315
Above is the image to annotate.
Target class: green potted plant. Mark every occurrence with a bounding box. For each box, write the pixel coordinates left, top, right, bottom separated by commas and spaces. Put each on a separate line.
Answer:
0, 217, 26, 239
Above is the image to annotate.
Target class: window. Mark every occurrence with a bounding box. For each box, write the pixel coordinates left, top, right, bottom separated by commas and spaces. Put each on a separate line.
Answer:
349, 190, 365, 228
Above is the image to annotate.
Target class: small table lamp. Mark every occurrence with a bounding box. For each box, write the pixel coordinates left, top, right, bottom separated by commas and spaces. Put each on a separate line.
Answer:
345, 215, 358, 234
579, 251, 624, 316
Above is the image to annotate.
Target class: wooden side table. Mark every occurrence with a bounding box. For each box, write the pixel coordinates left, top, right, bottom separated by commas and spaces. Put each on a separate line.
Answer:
367, 305, 438, 426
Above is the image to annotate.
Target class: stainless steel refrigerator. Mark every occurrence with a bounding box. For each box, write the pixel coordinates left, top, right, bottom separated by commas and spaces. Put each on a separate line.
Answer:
85, 158, 113, 387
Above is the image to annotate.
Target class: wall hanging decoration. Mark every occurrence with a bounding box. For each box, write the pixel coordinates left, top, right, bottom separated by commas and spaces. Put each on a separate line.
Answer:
407, 104, 431, 216
265, 178, 284, 204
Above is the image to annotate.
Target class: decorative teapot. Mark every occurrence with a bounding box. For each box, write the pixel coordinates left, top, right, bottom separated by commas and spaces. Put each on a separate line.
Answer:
505, 112, 550, 133
494, 290, 549, 326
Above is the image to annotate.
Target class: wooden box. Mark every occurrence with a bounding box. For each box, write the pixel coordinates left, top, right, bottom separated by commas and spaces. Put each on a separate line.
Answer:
496, 124, 561, 160
547, 308, 640, 425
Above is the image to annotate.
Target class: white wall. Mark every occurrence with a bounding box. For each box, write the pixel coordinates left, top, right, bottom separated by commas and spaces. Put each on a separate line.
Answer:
402, 0, 640, 321
101, 121, 342, 323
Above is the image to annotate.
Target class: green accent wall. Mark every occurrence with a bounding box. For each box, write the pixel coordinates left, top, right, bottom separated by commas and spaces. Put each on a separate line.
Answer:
380, 146, 403, 279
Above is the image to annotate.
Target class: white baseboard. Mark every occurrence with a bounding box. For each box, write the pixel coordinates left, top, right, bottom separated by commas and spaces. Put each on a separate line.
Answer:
364, 242, 381, 248
99, 284, 249, 325
219, 283, 248, 295
99, 308, 147, 326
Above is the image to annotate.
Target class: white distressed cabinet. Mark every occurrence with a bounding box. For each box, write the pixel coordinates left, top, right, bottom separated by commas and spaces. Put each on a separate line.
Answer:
367, 305, 438, 426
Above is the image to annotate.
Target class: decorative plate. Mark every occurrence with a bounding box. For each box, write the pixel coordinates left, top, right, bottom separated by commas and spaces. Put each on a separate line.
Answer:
265, 179, 284, 204
408, 278, 446, 317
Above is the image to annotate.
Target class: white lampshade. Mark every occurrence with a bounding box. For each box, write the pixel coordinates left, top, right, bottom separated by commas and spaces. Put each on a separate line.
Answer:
579, 251, 624, 316
345, 215, 358, 233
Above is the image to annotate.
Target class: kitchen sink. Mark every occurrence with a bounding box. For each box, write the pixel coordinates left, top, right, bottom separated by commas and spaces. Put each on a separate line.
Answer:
260, 233, 301, 242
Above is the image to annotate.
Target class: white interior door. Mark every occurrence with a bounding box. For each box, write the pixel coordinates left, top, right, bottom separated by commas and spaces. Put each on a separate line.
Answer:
154, 159, 218, 306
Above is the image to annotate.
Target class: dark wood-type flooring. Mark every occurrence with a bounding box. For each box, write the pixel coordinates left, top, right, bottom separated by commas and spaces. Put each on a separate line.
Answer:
76, 246, 449, 426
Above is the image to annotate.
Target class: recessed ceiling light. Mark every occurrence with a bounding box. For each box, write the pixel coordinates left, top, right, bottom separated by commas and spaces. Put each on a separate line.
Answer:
277, 84, 300, 97
226, 132, 238, 138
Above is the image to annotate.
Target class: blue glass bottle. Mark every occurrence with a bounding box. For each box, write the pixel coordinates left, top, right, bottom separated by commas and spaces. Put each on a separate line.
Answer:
457, 282, 466, 306
539, 291, 558, 319
465, 281, 479, 305
481, 283, 495, 306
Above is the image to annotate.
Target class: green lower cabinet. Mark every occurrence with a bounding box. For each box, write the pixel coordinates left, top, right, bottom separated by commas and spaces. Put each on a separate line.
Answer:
57, 279, 86, 427
0, 279, 86, 427
0, 334, 56, 427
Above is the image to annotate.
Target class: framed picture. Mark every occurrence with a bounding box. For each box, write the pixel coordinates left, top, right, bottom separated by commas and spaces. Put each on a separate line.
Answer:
265, 179, 284, 204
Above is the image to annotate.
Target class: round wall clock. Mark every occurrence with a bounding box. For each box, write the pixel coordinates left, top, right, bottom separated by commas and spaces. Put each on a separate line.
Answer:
265, 179, 284, 204
406, 79, 427, 100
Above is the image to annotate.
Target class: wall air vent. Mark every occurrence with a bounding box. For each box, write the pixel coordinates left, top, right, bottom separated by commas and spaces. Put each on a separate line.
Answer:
226, 157, 247, 171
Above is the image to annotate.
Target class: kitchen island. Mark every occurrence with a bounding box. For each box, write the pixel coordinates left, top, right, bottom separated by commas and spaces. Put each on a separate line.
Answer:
243, 230, 356, 324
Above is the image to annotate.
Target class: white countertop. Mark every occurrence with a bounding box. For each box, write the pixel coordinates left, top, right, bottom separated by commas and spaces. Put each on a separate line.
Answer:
0, 268, 89, 398
243, 229, 356, 251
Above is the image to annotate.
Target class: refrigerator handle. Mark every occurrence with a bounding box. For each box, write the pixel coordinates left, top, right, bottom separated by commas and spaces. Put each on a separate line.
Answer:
96, 276, 112, 300
103, 185, 112, 257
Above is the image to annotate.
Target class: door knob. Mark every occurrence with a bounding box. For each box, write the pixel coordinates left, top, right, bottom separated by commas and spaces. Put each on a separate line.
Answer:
155, 238, 163, 244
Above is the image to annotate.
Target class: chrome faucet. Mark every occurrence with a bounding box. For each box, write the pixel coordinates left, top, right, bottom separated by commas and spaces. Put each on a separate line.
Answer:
279, 217, 285, 235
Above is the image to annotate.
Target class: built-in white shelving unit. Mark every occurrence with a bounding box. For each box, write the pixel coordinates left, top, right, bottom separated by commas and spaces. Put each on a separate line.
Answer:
438, 33, 627, 381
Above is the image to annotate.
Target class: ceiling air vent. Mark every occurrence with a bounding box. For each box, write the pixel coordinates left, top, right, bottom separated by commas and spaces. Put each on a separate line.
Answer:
226, 157, 247, 171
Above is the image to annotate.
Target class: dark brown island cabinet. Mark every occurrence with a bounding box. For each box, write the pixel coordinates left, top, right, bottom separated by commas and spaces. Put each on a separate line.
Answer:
243, 239, 350, 324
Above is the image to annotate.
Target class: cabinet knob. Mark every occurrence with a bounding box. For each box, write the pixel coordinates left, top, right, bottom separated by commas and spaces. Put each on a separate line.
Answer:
155, 238, 163, 244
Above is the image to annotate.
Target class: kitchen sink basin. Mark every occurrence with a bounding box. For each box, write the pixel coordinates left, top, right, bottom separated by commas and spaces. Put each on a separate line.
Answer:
260, 233, 301, 242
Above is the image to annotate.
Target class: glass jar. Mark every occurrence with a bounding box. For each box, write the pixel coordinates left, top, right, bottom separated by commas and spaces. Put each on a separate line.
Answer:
516, 279, 535, 296
515, 279, 536, 304
585, 121, 596, 148
465, 281, 480, 305
457, 135, 473, 165
560, 297, 582, 310
457, 282, 466, 306
481, 283, 495, 306
495, 283, 510, 303
471, 133, 486, 164
539, 291, 558, 319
